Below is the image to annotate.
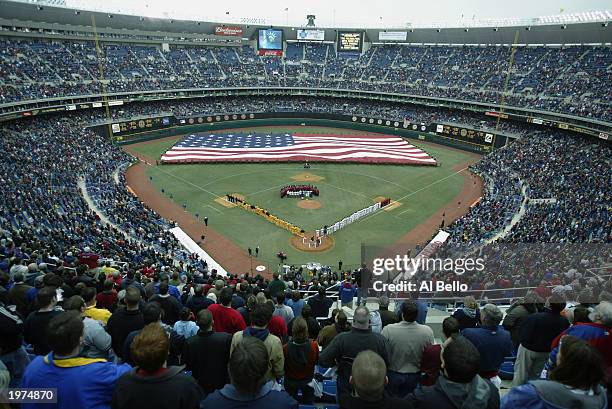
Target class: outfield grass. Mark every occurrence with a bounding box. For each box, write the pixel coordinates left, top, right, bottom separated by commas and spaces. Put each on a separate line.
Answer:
128, 127, 474, 267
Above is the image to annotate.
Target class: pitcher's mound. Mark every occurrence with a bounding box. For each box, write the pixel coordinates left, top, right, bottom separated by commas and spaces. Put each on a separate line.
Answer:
297, 200, 321, 210
290, 233, 335, 252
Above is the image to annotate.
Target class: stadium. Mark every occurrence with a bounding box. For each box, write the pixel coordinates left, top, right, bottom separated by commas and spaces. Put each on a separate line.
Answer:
0, 0, 610, 408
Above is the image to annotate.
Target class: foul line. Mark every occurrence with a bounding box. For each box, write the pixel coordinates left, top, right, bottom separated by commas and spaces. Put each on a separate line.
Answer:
143, 162, 223, 203
396, 166, 468, 202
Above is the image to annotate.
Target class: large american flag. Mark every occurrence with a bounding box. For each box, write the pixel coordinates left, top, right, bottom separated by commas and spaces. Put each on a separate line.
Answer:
160, 132, 436, 165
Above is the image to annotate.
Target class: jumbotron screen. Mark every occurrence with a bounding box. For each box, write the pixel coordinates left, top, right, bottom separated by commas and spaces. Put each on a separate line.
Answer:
337, 31, 363, 52
258, 28, 283, 50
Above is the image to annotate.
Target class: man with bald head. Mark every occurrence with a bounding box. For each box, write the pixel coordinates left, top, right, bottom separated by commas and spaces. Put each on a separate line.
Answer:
319, 306, 389, 398
340, 350, 414, 409
182, 309, 232, 393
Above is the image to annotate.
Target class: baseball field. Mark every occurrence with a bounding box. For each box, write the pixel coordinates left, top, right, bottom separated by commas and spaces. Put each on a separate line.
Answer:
124, 126, 482, 272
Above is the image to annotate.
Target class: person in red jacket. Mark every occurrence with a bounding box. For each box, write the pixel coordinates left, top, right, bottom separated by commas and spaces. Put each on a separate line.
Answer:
78, 246, 99, 269
546, 301, 612, 375
208, 287, 246, 334
420, 316, 461, 386
283, 317, 319, 404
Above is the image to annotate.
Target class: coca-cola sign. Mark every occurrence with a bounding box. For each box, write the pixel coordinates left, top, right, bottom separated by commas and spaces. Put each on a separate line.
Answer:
215, 26, 243, 36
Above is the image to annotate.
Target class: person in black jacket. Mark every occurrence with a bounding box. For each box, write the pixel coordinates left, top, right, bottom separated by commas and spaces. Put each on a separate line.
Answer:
451, 296, 481, 330
112, 323, 203, 409
512, 293, 569, 386
107, 287, 144, 359
307, 287, 333, 319
319, 306, 389, 398
149, 282, 181, 325
23, 286, 63, 355
186, 284, 214, 315
339, 350, 413, 409
182, 309, 232, 394
409, 335, 499, 409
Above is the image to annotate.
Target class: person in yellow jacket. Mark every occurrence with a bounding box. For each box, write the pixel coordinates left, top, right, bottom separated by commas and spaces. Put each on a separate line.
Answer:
81, 287, 112, 326
230, 302, 284, 384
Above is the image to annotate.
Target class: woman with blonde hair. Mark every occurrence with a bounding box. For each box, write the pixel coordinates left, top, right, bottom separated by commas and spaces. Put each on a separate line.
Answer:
452, 295, 481, 330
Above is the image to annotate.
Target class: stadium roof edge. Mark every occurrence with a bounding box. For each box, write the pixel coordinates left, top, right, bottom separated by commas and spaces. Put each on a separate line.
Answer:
0, 0, 610, 45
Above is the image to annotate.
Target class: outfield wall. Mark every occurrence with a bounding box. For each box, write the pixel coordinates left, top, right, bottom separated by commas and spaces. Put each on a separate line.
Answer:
92, 113, 510, 154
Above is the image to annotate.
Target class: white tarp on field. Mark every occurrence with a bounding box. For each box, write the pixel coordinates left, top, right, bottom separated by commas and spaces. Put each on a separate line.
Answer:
169, 226, 228, 276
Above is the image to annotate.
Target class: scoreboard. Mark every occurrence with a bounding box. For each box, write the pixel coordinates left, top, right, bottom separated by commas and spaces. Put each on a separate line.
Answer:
337, 31, 363, 52
109, 116, 173, 138
434, 123, 496, 146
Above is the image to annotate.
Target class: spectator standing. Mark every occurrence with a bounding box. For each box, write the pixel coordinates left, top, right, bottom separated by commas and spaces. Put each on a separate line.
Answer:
95, 279, 118, 312
308, 287, 333, 319
513, 294, 569, 386
23, 287, 63, 355
381, 299, 434, 396
149, 282, 182, 326
7, 271, 32, 318
286, 290, 305, 317
112, 323, 203, 409
230, 302, 284, 383
545, 301, 612, 375
502, 336, 607, 409
268, 273, 286, 299
420, 316, 461, 387
122, 302, 171, 366
410, 335, 500, 409
172, 307, 198, 339
274, 293, 294, 325
378, 296, 399, 328
208, 287, 247, 334
283, 317, 319, 404
78, 247, 99, 270
21, 311, 131, 409
339, 350, 415, 409
106, 286, 144, 360
462, 304, 513, 387
289, 304, 320, 340
319, 306, 389, 397
502, 291, 543, 349
0, 300, 30, 387
340, 280, 357, 308
318, 310, 350, 349
186, 284, 214, 315
63, 295, 114, 359
182, 309, 232, 394
200, 337, 297, 409
452, 296, 481, 330
81, 287, 112, 326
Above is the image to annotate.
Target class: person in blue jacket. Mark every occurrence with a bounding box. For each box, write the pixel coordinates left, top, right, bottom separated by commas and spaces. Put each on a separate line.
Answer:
501, 335, 607, 409
20, 311, 131, 409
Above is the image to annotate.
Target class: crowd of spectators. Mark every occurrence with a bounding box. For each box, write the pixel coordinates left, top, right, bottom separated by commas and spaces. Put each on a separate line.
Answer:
0, 94, 608, 303
1, 257, 610, 408
447, 129, 611, 245
1, 38, 610, 122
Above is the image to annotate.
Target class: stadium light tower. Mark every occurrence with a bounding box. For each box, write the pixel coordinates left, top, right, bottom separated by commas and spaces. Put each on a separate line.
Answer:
306, 15, 316, 27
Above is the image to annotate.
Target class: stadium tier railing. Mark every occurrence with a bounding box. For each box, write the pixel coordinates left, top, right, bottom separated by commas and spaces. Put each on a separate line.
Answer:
1, 86, 610, 138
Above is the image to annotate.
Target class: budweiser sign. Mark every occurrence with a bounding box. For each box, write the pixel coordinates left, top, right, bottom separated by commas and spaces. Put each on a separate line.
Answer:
215, 26, 243, 36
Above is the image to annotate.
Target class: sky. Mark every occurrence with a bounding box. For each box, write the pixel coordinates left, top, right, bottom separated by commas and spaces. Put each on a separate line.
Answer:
65, 0, 611, 28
